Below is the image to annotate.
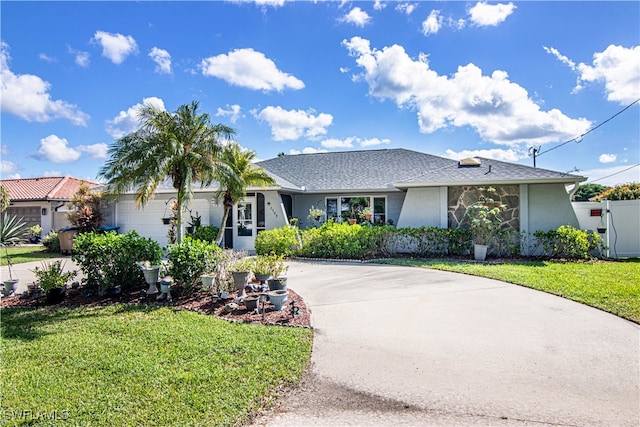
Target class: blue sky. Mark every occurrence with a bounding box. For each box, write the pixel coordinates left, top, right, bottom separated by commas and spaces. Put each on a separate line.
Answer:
1, 1, 639, 186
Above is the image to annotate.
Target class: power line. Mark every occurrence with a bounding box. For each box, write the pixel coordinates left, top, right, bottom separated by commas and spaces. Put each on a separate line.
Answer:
586, 163, 640, 184
536, 97, 640, 158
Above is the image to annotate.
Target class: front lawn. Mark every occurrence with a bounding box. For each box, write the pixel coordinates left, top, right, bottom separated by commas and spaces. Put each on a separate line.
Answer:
377, 258, 640, 324
1, 245, 60, 266
0, 305, 313, 426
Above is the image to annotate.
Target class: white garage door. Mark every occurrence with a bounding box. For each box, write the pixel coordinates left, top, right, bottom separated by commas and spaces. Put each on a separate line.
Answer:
116, 199, 210, 248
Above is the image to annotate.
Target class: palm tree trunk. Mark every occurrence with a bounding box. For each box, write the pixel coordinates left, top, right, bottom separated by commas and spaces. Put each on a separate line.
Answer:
177, 200, 184, 243
216, 206, 231, 247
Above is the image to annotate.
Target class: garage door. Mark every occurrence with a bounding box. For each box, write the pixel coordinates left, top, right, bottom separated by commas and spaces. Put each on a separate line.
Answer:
6, 206, 41, 229
116, 199, 210, 247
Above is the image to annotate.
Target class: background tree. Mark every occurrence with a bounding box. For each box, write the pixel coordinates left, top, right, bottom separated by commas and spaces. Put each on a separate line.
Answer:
67, 182, 104, 232
213, 142, 275, 246
0, 185, 10, 213
573, 183, 609, 201
594, 182, 640, 201
99, 101, 235, 243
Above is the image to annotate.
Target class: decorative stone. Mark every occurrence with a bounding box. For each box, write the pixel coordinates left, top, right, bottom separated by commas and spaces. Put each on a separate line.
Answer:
223, 302, 238, 313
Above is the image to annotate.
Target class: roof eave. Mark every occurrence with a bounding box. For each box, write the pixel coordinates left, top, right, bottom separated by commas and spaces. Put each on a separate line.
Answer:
393, 176, 587, 189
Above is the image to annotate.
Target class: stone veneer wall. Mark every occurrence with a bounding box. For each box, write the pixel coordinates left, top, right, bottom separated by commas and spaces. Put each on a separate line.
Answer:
448, 185, 520, 231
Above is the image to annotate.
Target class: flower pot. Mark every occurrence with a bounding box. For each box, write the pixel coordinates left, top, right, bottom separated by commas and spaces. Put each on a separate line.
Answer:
244, 294, 260, 311
232, 271, 251, 296
268, 289, 288, 311
2, 279, 18, 296
186, 226, 194, 234
348, 218, 357, 225
254, 273, 271, 285
201, 274, 215, 289
597, 227, 607, 234
45, 286, 66, 305
162, 217, 172, 225
268, 277, 287, 291
474, 244, 488, 262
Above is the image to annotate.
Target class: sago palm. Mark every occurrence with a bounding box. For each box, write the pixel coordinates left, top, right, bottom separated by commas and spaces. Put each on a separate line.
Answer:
214, 142, 275, 246
99, 101, 235, 243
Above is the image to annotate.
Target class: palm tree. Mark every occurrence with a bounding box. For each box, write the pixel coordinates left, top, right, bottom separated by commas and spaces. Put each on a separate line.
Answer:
99, 101, 235, 243
214, 142, 275, 246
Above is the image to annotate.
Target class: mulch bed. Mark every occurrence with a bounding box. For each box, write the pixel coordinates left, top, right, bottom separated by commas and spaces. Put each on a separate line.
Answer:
0, 285, 311, 328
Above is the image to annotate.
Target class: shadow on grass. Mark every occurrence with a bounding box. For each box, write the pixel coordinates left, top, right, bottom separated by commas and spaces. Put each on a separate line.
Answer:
1, 304, 164, 342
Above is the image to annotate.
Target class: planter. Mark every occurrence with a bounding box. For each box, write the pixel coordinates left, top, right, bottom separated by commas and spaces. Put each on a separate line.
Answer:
104, 286, 122, 297
200, 274, 215, 289
232, 271, 251, 296
268, 277, 287, 291
162, 217, 172, 225
158, 277, 173, 301
186, 226, 195, 234
254, 273, 271, 285
29, 236, 41, 244
45, 287, 66, 305
244, 294, 260, 311
2, 279, 18, 296
268, 289, 288, 311
348, 218, 357, 225
142, 266, 161, 295
474, 244, 488, 262
597, 227, 607, 234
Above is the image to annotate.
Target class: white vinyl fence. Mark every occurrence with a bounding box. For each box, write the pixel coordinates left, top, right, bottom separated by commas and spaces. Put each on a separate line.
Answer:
572, 200, 640, 258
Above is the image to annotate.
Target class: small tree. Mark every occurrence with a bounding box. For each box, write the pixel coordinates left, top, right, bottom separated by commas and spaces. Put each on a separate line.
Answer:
573, 183, 609, 202
67, 183, 104, 232
464, 187, 506, 246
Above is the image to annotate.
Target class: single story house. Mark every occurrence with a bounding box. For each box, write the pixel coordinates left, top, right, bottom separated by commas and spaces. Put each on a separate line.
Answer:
0, 176, 101, 236
107, 148, 586, 252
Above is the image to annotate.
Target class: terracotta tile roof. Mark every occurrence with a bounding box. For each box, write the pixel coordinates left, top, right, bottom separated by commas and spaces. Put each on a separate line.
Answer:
0, 176, 101, 201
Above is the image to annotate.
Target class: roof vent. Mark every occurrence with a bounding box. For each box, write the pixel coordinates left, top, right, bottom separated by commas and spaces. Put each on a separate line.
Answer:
458, 157, 481, 167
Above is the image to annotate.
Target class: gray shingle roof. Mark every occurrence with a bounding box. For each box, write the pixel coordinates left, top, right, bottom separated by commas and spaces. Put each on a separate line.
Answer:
256, 149, 585, 192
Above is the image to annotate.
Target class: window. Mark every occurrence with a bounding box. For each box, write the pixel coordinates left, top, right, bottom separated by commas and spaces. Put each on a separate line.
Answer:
325, 196, 386, 224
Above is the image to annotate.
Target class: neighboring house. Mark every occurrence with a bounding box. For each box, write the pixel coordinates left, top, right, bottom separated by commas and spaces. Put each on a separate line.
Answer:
0, 176, 101, 236
108, 149, 586, 252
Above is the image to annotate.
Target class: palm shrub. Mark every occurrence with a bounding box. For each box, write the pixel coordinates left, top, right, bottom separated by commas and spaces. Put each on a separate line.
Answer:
0, 213, 27, 247
72, 231, 163, 292
166, 237, 221, 290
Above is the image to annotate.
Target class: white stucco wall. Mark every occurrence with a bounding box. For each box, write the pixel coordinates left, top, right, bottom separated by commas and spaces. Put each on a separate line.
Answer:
523, 183, 580, 234
397, 187, 445, 228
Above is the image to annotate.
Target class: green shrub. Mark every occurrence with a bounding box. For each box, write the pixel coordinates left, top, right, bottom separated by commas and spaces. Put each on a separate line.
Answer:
594, 182, 640, 201
166, 237, 221, 290
42, 231, 61, 253
31, 260, 77, 292
299, 221, 377, 259
533, 225, 602, 259
191, 225, 219, 243
72, 231, 163, 292
255, 226, 300, 256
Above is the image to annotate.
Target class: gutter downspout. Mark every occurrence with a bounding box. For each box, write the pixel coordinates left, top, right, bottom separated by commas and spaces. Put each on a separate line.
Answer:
568, 181, 581, 200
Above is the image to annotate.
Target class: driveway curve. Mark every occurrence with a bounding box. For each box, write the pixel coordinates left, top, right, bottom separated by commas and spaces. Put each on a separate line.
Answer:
253, 260, 639, 427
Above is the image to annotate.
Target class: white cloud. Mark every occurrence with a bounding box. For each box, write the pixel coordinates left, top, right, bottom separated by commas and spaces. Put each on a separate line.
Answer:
543, 46, 576, 71
256, 106, 333, 141
251, 0, 286, 6
343, 37, 591, 148
583, 165, 640, 186
38, 53, 56, 63
468, 2, 516, 26
599, 153, 617, 163
201, 48, 304, 92
444, 148, 521, 162
576, 45, 640, 105
68, 46, 90, 67
340, 7, 371, 27
373, 0, 386, 11
321, 137, 355, 149
396, 3, 417, 15
1, 160, 19, 175
92, 31, 138, 64
216, 104, 243, 124
105, 97, 166, 139
360, 137, 391, 147
422, 10, 442, 36
289, 147, 329, 155
43, 170, 63, 177
37, 135, 81, 163
1, 145, 9, 155
0, 42, 89, 126
149, 47, 172, 74
78, 143, 108, 159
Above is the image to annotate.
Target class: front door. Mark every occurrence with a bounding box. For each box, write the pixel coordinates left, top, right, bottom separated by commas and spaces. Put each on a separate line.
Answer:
233, 197, 256, 251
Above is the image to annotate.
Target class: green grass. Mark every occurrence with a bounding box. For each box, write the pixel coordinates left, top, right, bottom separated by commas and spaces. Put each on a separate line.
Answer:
376, 258, 640, 324
1, 245, 61, 266
0, 305, 313, 426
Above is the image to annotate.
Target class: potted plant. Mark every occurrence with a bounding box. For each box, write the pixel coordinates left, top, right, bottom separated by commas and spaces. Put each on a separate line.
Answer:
307, 206, 325, 225
250, 255, 273, 285
268, 289, 289, 311
361, 207, 373, 221
31, 260, 77, 305
464, 187, 506, 261
230, 257, 253, 297
267, 254, 289, 291
200, 254, 217, 290
27, 224, 43, 243
186, 210, 201, 234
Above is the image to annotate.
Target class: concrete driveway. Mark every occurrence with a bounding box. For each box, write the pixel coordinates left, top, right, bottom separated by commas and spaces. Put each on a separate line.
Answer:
254, 260, 640, 427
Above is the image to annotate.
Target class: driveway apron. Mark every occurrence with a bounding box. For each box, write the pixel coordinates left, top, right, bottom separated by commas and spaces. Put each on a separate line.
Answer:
255, 260, 640, 426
